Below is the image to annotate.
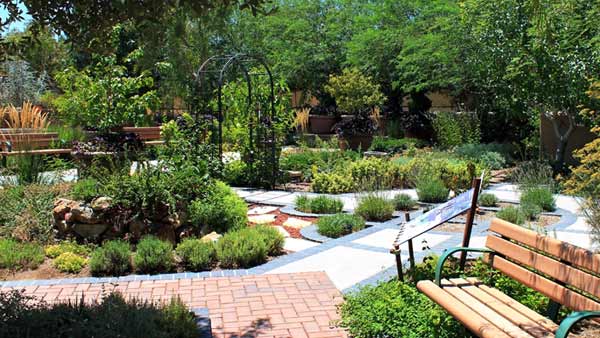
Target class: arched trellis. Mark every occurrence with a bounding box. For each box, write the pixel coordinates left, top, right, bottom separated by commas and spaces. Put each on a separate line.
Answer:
193, 54, 278, 188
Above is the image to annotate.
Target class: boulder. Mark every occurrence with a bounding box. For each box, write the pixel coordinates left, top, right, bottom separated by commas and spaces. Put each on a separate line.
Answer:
201, 232, 221, 243
72, 223, 109, 239
70, 205, 100, 224
91, 197, 113, 212
53, 198, 80, 220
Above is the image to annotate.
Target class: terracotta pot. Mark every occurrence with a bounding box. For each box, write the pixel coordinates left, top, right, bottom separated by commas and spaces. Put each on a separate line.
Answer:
338, 134, 374, 151
308, 115, 336, 134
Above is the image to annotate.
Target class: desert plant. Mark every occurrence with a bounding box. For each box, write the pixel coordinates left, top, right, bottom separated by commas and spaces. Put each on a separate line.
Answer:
316, 214, 365, 238
355, 194, 395, 222
52, 252, 87, 273
175, 238, 215, 271
393, 193, 417, 210
216, 228, 268, 268
134, 236, 174, 274
0, 238, 44, 270
89, 240, 132, 276
295, 195, 343, 214
1, 101, 50, 130
496, 206, 526, 225
45, 241, 91, 258
416, 178, 449, 203
254, 225, 285, 256
189, 181, 248, 234
0, 60, 47, 106
294, 107, 310, 132
478, 193, 499, 207
511, 161, 555, 190
520, 187, 556, 212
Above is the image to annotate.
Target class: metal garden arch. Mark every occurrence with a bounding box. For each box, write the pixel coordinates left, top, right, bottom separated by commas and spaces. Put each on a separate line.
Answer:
193, 54, 278, 188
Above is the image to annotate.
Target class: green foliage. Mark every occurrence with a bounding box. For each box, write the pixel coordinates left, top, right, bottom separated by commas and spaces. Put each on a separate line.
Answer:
45, 241, 91, 258
478, 193, 499, 207
416, 178, 449, 203
175, 238, 215, 271
511, 161, 555, 191
316, 214, 365, 238
222, 160, 248, 186
324, 68, 385, 114
394, 193, 417, 211
280, 149, 360, 182
188, 181, 248, 234
431, 112, 481, 149
0, 238, 44, 271
311, 172, 356, 194
454, 143, 512, 169
520, 202, 542, 221
254, 225, 285, 256
520, 187, 556, 212
0, 290, 198, 338
355, 194, 395, 222
71, 178, 100, 202
295, 195, 343, 214
216, 228, 268, 269
496, 206, 526, 225
0, 184, 69, 243
52, 252, 87, 273
134, 236, 174, 274
54, 57, 160, 131
340, 279, 465, 338
89, 240, 132, 276
369, 136, 426, 153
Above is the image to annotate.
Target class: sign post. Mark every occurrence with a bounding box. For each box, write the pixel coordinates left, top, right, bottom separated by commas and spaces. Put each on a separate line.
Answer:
459, 177, 483, 269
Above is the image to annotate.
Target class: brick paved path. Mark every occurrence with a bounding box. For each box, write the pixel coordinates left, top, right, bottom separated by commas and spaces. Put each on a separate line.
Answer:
1, 272, 347, 338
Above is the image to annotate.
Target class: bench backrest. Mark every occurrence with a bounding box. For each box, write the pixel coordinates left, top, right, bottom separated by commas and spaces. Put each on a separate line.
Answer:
485, 219, 600, 312
0, 132, 59, 150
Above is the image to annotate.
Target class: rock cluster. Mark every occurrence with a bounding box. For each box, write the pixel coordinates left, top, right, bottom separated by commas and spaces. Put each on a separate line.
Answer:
52, 197, 183, 243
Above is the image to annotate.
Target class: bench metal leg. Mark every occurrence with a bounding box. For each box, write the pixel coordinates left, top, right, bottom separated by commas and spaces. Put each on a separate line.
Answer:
547, 300, 561, 322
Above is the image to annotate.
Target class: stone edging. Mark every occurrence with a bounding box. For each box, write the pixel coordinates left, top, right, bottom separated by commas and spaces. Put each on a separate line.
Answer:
300, 224, 332, 243
278, 205, 342, 218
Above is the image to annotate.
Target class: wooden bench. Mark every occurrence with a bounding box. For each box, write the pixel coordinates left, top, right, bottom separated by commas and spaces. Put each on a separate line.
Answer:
417, 218, 600, 338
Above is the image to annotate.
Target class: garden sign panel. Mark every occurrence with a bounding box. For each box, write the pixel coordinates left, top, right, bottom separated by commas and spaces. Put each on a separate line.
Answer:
393, 188, 474, 247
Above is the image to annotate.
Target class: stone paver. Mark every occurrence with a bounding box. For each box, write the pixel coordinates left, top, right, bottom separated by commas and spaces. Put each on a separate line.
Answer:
248, 206, 279, 215
267, 246, 397, 290
352, 229, 452, 251
0, 272, 347, 338
284, 238, 320, 252
248, 214, 277, 225
283, 218, 312, 229
275, 226, 291, 238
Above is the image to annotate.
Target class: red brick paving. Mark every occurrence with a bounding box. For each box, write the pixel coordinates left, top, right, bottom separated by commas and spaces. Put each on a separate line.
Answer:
1, 272, 348, 338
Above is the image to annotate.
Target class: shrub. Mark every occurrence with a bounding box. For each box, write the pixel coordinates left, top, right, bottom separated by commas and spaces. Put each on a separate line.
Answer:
175, 238, 215, 271
280, 150, 359, 181
478, 193, 499, 207
317, 214, 365, 238
189, 181, 248, 234
416, 178, 449, 203
254, 225, 285, 256
312, 172, 355, 193
369, 137, 425, 153
394, 193, 417, 210
496, 206, 525, 225
583, 199, 600, 249
0, 184, 70, 243
0, 239, 44, 270
53, 252, 87, 273
520, 202, 542, 220
339, 280, 465, 338
134, 236, 175, 274
216, 228, 268, 268
222, 160, 247, 186
520, 187, 556, 212
511, 161, 555, 190
454, 143, 513, 169
324, 68, 385, 114
89, 240, 132, 276
45, 241, 91, 258
355, 194, 395, 222
295, 195, 343, 214
70, 178, 100, 201
0, 290, 198, 338
432, 112, 480, 149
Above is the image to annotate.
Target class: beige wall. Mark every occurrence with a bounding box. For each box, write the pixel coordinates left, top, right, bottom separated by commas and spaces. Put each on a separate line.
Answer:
540, 114, 596, 165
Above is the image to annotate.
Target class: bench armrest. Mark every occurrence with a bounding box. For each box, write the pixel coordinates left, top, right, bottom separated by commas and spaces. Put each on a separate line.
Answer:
555, 311, 600, 338
435, 247, 494, 286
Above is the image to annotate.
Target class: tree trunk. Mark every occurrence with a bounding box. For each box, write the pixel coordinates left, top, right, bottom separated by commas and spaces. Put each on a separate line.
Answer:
547, 110, 575, 173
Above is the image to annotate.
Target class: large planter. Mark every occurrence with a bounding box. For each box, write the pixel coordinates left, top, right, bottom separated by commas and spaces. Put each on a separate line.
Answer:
338, 134, 374, 151
308, 115, 336, 134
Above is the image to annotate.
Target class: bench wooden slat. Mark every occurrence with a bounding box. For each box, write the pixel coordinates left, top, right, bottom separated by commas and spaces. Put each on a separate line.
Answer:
464, 278, 559, 332
486, 235, 600, 298
442, 279, 539, 338
0, 148, 71, 156
455, 278, 557, 336
486, 255, 600, 312
490, 219, 600, 273
418, 280, 514, 338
